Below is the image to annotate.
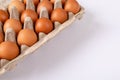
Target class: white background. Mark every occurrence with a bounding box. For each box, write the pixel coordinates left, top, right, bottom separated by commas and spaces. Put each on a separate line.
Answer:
1, 0, 120, 80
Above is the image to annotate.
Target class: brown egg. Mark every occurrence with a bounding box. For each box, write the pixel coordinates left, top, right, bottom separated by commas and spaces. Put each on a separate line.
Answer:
50, 0, 66, 4
4, 19, 22, 34
51, 8, 67, 23
37, 0, 53, 14
35, 18, 53, 34
8, 0, 25, 14
64, 0, 81, 14
0, 10, 9, 23
0, 32, 4, 43
21, 9, 38, 23
23, 0, 39, 6
0, 41, 19, 60
11, 0, 21, 1
17, 29, 37, 46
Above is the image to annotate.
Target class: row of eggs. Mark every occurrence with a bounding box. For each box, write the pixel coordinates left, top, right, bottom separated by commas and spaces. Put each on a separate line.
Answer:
0, 0, 81, 60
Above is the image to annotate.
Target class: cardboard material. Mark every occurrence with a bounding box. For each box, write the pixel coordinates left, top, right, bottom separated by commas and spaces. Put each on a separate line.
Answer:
0, 0, 84, 75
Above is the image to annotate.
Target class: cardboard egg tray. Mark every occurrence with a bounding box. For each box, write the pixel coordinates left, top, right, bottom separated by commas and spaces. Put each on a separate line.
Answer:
0, 0, 84, 75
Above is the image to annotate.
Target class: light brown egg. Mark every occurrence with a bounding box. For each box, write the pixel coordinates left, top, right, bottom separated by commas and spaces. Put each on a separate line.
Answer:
4, 19, 22, 34
23, 0, 39, 6
0, 41, 19, 60
8, 0, 25, 14
0, 10, 9, 23
64, 0, 81, 14
17, 29, 37, 46
21, 9, 38, 23
35, 18, 53, 34
0, 32, 4, 43
51, 8, 67, 23
37, 0, 53, 14
50, 0, 66, 4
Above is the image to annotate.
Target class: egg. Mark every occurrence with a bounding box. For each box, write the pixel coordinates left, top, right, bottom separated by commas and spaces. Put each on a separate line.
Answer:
64, 0, 81, 14
50, 0, 66, 4
21, 9, 38, 23
11, 0, 21, 1
35, 18, 53, 34
17, 29, 37, 46
0, 10, 9, 23
0, 32, 4, 43
4, 19, 22, 34
8, 0, 25, 14
23, 0, 39, 6
51, 8, 67, 23
37, 0, 53, 14
0, 41, 19, 60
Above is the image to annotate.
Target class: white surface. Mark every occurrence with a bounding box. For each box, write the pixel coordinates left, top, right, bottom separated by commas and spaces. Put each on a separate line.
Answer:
1, 0, 120, 80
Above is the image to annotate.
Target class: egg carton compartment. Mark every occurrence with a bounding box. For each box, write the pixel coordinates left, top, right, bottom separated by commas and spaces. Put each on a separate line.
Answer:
0, 0, 84, 75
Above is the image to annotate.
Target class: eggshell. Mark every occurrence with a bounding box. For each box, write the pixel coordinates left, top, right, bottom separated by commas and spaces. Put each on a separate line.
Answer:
35, 18, 53, 34
51, 8, 67, 23
0, 10, 9, 23
4, 19, 22, 34
0, 41, 19, 60
8, 0, 25, 14
17, 29, 37, 46
0, 32, 4, 43
21, 9, 38, 23
50, 0, 66, 4
64, 0, 81, 14
23, 0, 39, 6
37, 0, 53, 14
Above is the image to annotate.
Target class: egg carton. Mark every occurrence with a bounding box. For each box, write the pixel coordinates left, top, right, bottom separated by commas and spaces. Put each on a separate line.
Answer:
0, 0, 84, 75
